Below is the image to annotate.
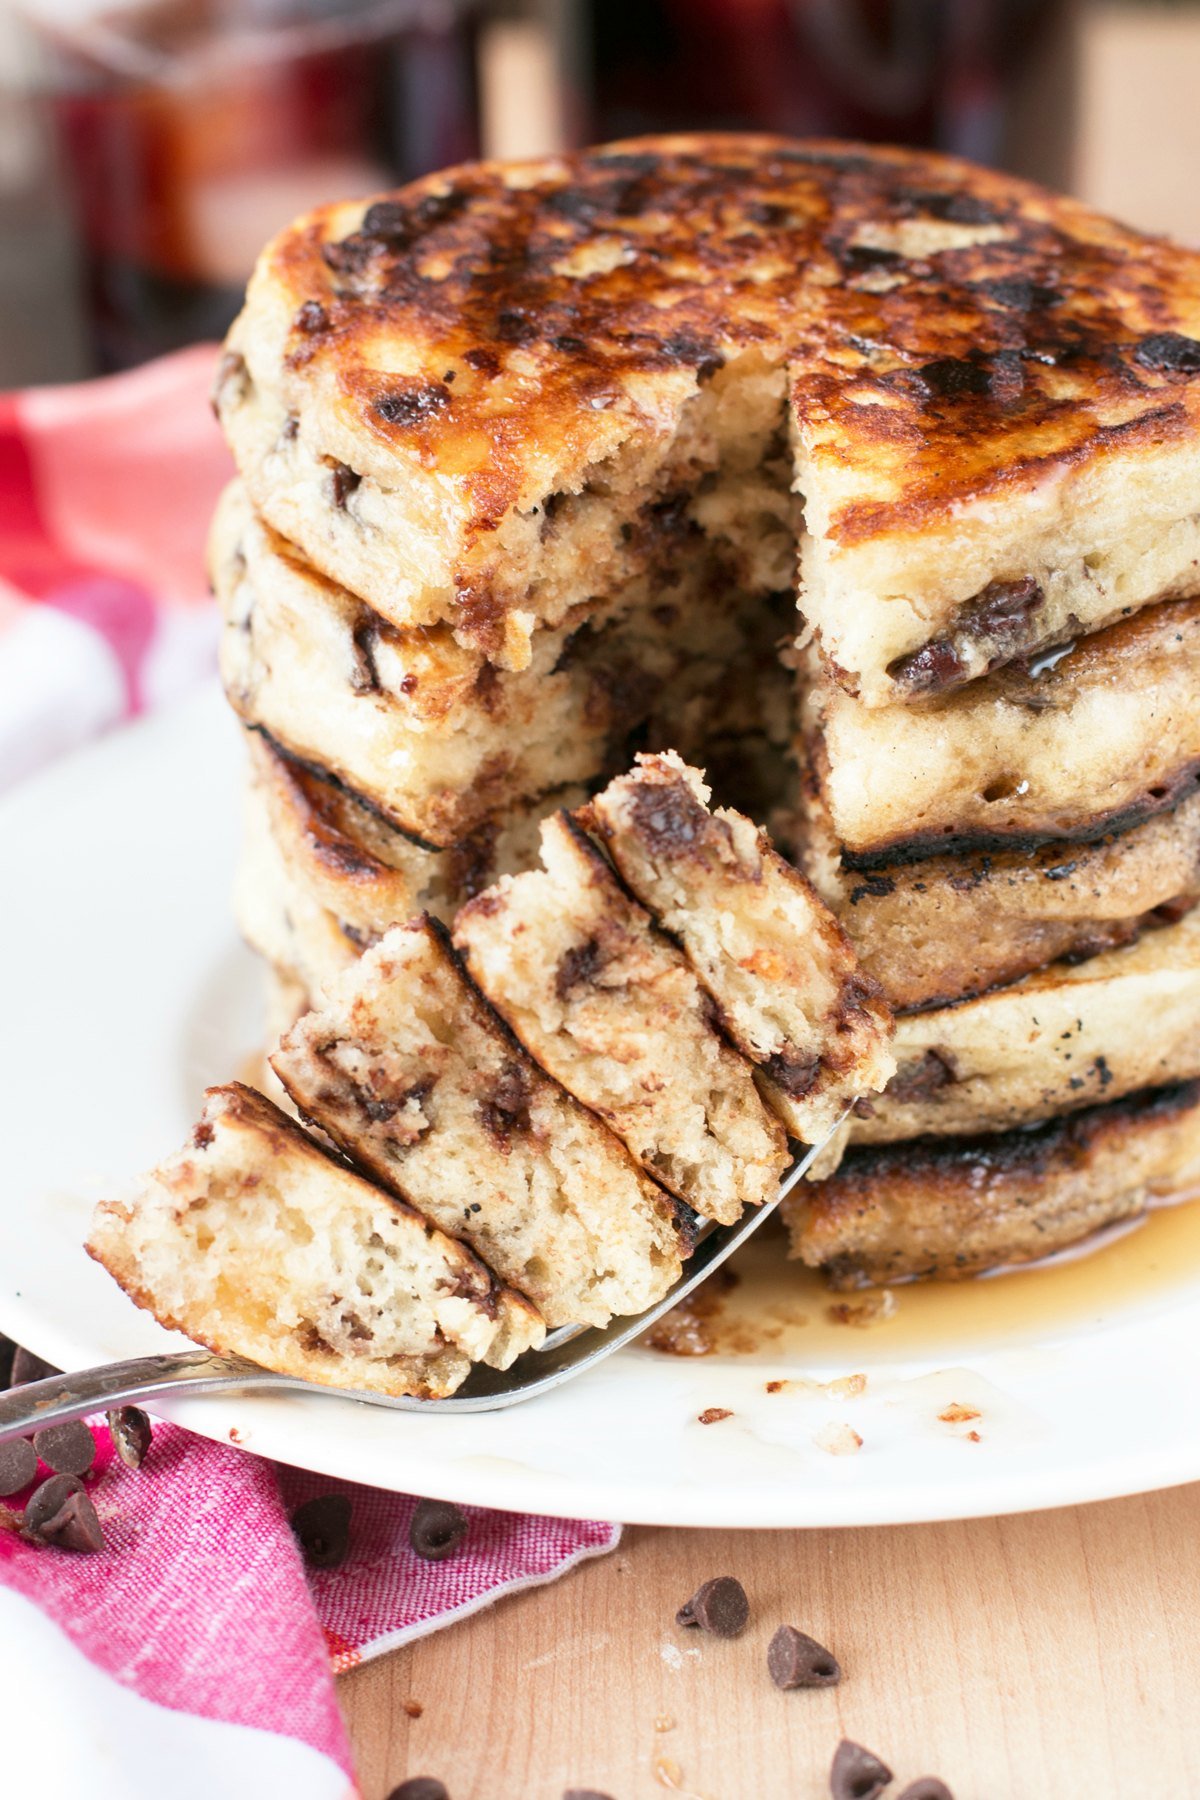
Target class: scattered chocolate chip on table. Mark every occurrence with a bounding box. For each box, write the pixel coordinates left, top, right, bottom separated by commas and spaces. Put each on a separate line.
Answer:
768, 1624, 842, 1690
107, 1406, 153, 1470
676, 1575, 750, 1638
830, 1738, 894, 1800
23, 1475, 105, 1553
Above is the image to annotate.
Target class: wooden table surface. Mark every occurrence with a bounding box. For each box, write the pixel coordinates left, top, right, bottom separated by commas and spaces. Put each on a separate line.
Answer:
338, 1483, 1200, 1798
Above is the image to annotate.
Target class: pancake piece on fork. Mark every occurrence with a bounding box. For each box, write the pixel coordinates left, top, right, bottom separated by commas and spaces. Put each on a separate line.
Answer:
87, 1083, 545, 1399
587, 752, 895, 1144
271, 917, 695, 1329
453, 809, 789, 1224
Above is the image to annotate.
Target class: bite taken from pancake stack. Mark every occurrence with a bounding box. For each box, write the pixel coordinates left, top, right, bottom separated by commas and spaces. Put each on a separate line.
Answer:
85, 135, 1200, 1386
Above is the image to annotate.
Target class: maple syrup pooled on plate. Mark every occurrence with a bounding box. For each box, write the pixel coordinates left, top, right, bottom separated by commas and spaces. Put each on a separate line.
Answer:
641, 1197, 1200, 1367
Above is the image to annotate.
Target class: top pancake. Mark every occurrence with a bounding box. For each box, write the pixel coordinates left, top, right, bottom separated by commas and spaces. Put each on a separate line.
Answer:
217, 133, 1200, 695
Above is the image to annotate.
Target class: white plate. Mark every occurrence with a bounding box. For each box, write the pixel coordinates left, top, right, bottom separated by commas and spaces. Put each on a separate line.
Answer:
3, 684, 1200, 1527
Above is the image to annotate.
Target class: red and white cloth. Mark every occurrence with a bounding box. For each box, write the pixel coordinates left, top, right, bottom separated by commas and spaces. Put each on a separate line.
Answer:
0, 352, 619, 1796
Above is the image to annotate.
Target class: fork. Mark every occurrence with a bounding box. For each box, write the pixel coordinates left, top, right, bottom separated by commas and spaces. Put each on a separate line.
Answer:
0, 1125, 840, 1440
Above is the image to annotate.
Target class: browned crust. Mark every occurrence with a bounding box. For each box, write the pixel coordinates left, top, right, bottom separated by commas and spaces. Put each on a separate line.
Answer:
255, 735, 404, 885
838, 756, 1200, 871
233, 133, 1200, 561
886, 900, 1191, 1017
799, 775, 1200, 1014
789, 1079, 1200, 1287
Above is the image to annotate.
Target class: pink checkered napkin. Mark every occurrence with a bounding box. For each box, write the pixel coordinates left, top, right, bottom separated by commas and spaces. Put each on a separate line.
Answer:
0, 355, 620, 1796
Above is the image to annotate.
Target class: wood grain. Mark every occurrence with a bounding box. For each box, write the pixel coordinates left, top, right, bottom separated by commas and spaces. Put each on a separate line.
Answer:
338, 1484, 1200, 1798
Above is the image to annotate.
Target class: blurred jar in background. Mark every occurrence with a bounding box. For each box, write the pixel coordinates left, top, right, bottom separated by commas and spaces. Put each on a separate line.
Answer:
586, 0, 1057, 167
18, 0, 484, 370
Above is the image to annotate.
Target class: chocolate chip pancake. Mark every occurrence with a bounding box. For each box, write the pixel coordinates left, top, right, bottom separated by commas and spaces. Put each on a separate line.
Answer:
239, 730, 584, 994
454, 811, 788, 1223
214, 481, 768, 845
852, 906, 1200, 1143
216, 135, 1200, 694
797, 781, 1200, 1014
586, 752, 894, 1141
87, 1083, 544, 1397
271, 917, 693, 1328
799, 597, 1200, 866
788, 1081, 1200, 1288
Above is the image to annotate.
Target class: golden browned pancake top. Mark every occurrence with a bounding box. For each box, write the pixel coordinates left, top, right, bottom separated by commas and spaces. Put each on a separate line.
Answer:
253, 133, 1200, 546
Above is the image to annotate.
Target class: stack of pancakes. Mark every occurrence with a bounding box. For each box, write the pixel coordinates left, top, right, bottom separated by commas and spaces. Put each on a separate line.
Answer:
787, 606, 1200, 1286
204, 133, 1200, 1297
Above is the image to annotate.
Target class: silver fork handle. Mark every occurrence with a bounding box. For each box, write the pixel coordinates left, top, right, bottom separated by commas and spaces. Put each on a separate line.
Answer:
0, 1348, 302, 1440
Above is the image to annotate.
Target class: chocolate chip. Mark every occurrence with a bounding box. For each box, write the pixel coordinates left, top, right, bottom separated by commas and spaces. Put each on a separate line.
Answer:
675, 1575, 749, 1638
322, 235, 372, 276
409, 1498, 468, 1562
295, 299, 328, 334
830, 1739, 893, 1800
386, 1780, 449, 1800
768, 1624, 842, 1689
554, 937, 605, 1000
884, 1047, 956, 1103
887, 636, 966, 694
32, 1419, 95, 1478
10, 1346, 60, 1387
27, 1487, 105, 1554
495, 307, 538, 344
913, 189, 999, 225
463, 346, 500, 376
762, 1051, 820, 1098
845, 244, 901, 270
1133, 332, 1200, 374
291, 1493, 352, 1569
374, 383, 452, 427
23, 1471, 83, 1530
0, 1335, 14, 1388
563, 1790, 615, 1799
660, 333, 724, 379
361, 190, 463, 246
329, 463, 361, 508
0, 1438, 37, 1496
977, 276, 1058, 311
915, 356, 991, 399
896, 1782, 954, 1800
107, 1407, 153, 1470
23, 1471, 81, 1527
361, 200, 411, 241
